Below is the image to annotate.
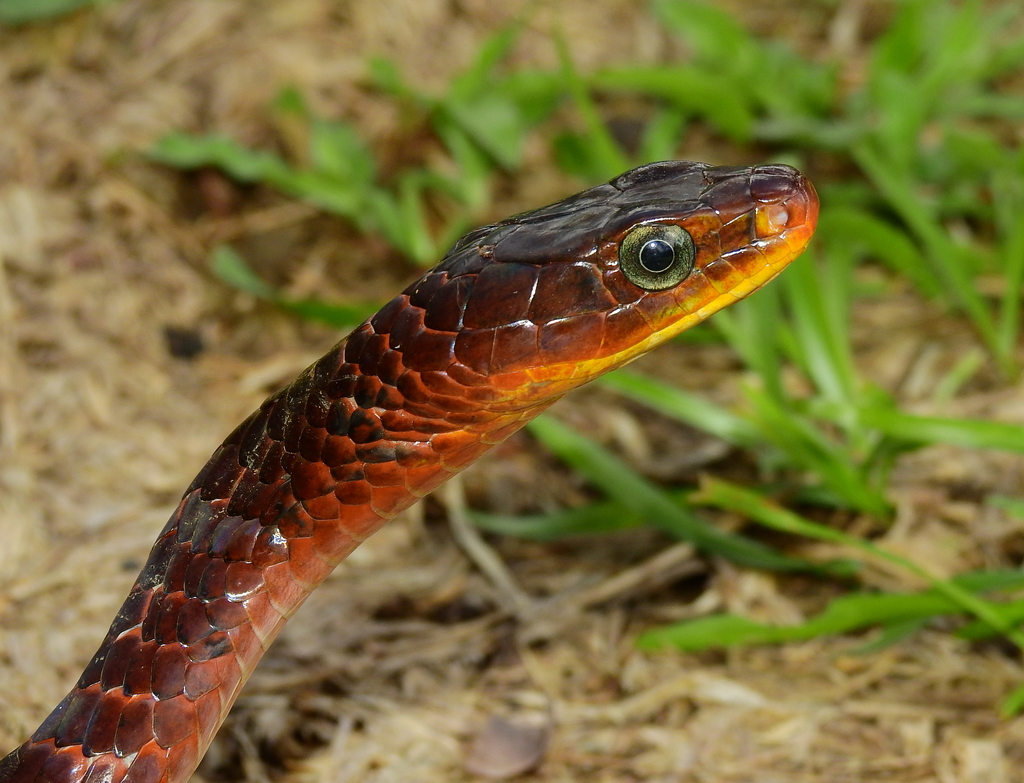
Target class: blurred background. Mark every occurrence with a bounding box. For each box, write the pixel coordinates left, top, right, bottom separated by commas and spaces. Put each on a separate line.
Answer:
1, 0, 1024, 780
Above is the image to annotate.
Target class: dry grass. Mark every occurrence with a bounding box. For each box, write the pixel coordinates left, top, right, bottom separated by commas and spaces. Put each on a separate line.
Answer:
3, 1, 1024, 781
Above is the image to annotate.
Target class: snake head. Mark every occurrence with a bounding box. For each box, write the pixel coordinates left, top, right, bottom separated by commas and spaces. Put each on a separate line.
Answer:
361, 161, 818, 412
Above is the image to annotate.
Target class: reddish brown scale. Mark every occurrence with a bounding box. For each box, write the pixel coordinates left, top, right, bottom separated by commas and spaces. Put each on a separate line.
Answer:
0, 161, 818, 783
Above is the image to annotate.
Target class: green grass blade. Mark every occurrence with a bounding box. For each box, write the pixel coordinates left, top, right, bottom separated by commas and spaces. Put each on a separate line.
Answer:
781, 253, 858, 406
212, 246, 377, 328
712, 287, 785, 402
447, 22, 524, 100
598, 370, 761, 449
592, 66, 753, 140
528, 416, 833, 575
639, 590, 974, 652
470, 501, 644, 541
994, 159, 1024, 365
957, 599, 1024, 641
552, 33, 630, 180
639, 570, 1024, 652
744, 386, 889, 515
149, 133, 295, 185
817, 206, 942, 299
692, 477, 1024, 652
212, 245, 279, 300
0, 0, 103, 23
853, 141, 1003, 365
860, 407, 1024, 454
637, 108, 688, 164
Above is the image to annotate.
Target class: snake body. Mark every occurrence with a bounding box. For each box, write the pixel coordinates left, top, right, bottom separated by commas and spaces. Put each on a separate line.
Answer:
0, 161, 817, 783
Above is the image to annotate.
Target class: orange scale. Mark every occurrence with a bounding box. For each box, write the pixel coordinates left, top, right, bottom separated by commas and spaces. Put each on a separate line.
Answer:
403, 463, 451, 497
262, 561, 309, 615
486, 369, 533, 394
422, 390, 481, 414
289, 457, 335, 502
363, 460, 407, 487
446, 361, 490, 387
300, 491, 341, 521
753, 235, 787, 260
328, 505, 387, 541
686, 211, 724, 247
479, 417, 531, 445
716, 210, 754, 250
335, 477, 373, 506
428, 429, 479, 456
320, 434, 356, 468
309, 516, 363, 559
124, 741, 168, 783
439, 440, 491, 471
330, 461, 363, 483
719, 244, 764, 273
279, 535, 325, 587
463, 410, 522, 435
380, 408, 430, 433
164, 734, 200, 783
395, 441, 435, 468
461, 383, 502, 403
310, 522, 360, 566
396, 370, 433, 404
194, 689, 225, 748
151, 695, 194, 749
419, 369, 467, 397
242, 589, 283, 646
601, 306, 651, 356
223, 627, 259, 677
701, 255, 751, 295
182, 657, 221, 701
678, 268, 722, 303
628, 292, 676, 329
370, 484, 418, 518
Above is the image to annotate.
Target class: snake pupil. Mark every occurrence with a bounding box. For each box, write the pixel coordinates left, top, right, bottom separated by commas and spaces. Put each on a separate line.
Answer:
639, 239, 675, 273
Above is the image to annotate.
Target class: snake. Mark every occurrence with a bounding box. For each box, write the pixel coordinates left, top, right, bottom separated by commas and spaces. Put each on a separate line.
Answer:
0, 160, 818, 783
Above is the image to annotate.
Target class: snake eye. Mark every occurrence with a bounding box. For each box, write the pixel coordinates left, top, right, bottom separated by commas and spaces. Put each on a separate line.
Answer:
618, 224, 695, 291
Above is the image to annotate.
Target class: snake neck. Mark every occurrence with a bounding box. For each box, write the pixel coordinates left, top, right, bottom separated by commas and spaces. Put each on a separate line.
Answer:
3, 315, 548, 783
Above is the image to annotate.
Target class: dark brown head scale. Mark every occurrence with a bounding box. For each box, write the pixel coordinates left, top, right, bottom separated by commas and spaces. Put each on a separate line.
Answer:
353, 160, 817, 407
358, 162, 719, 383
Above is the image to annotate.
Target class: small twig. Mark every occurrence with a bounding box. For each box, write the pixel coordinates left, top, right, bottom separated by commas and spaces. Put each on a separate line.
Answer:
441, 477, 533, 615
572, 542, 702, 609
